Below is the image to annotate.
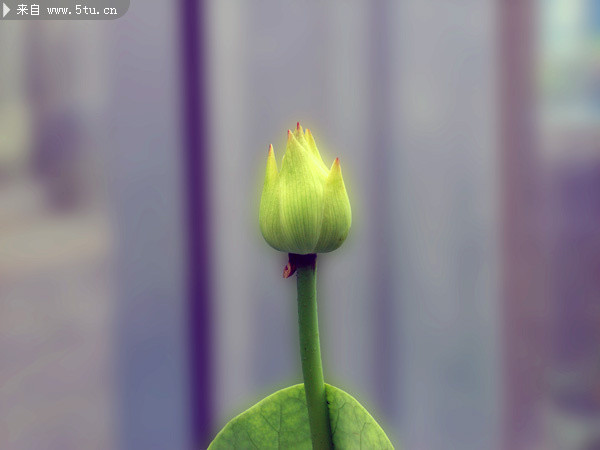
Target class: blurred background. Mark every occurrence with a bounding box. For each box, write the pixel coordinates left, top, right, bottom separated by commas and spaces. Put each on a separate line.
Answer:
1, 0, 599, 449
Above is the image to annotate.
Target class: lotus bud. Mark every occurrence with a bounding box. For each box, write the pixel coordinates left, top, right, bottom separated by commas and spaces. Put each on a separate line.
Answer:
259, 123, 351, 254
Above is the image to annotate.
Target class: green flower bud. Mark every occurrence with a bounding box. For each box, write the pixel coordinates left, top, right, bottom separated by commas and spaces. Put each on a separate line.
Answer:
259, 123, 352, 254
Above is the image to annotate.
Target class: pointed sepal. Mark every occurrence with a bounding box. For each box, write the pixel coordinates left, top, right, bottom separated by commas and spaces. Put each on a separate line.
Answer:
315, 158, 352, 252
259, 144, 286, 251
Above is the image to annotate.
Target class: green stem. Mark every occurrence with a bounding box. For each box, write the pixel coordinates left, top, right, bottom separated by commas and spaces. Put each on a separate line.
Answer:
291, 253, 333, 450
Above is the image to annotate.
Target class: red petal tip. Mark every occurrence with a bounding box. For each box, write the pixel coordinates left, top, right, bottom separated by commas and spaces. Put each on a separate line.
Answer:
296, 122, 301, 130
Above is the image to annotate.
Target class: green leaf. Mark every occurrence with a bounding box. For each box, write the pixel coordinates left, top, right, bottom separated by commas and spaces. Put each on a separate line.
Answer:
326, 385, 393, 449
208, 384, 394, 449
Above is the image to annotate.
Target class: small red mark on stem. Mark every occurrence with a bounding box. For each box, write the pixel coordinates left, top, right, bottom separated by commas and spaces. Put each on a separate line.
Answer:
283, 261, 297, 278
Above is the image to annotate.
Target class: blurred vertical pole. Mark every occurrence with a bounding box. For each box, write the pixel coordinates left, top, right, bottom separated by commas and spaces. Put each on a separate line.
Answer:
500, 1, 547, 449
179, 0, 213, 447
367, 0, 397, 419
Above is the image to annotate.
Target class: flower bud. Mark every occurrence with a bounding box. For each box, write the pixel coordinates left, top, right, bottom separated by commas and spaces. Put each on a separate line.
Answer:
259, 123, 351, 254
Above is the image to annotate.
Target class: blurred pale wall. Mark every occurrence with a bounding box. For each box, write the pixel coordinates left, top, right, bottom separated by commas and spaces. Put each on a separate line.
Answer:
0, 1, 599, 450
106, 1, 190, 449
0, 2, 190, 449
0, 19, 118, 450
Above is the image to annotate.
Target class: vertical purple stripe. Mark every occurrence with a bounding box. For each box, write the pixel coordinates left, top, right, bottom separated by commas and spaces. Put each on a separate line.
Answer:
368, 0, 398, 420
179, 0, 213, 447
499, 1, 544, 449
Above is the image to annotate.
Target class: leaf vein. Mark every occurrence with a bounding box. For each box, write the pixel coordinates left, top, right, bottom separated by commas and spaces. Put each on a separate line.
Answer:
259, 411, 279, 435
359, 421, 367, 448
245, 430, 260, 449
